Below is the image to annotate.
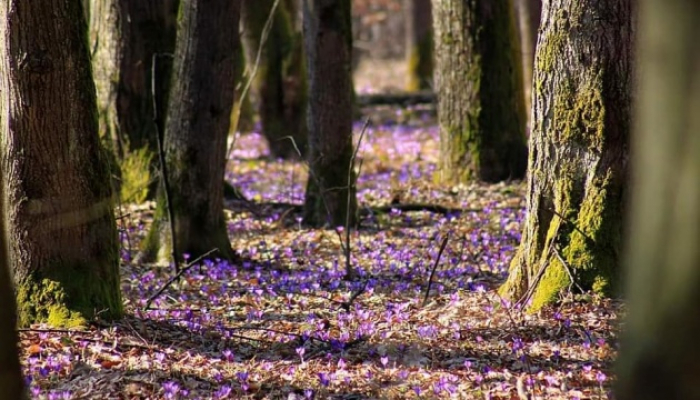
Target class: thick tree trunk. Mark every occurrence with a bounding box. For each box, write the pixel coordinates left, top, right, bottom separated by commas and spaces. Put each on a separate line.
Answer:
302, 0, 357, 228
499, 0, 631, 311
89, 0, 178, 201
432, 0, 527, 184
404, 0, 433, 91
0, 174, 25, 400
513, 0, 541, 131
141, 1, 239, 263
242, 0, 308, 159
89, 0, 178, 157
616, 2, 700, 399
0, 0, 123, 327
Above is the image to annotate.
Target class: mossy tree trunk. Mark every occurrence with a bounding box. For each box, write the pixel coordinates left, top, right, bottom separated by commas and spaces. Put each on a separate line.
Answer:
404, 0, 433, 91
242, 0, 308, 159
88, 0, 178, 200
513, 0, 541, 132
141, 0, 240, 263
616, 2, 700, 398
499, 0, 631, 311
432, 0, 527, 184
302, 0, 357, 228
0, 170, 25, 399
0, 0, 123, 327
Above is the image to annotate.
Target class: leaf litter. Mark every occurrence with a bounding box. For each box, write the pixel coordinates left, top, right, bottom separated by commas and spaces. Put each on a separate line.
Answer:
20, 109, 620, 399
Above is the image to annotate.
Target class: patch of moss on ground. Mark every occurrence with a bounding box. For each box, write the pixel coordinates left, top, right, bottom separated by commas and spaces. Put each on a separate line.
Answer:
119, 146, 153, 204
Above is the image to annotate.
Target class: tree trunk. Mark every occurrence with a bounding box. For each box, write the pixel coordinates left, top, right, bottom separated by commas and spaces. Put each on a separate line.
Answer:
616, 2, 700, 399
513, 0, 541, 132
231, 39, 255, 134
499, 0, 632, 311
0, 168, 25, 400
0, 0, 123, 327
302, 0, 357, 228
89, 0, 178, 156
432, 0, 527, 184
141, 1, 240, 263
242, 0, 308, 159
89, 0, 178, 200
404, 0, 433, 91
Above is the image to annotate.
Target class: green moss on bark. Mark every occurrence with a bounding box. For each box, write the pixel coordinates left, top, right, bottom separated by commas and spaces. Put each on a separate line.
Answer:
139, 191, 170, 262
435, 0, 526, 184
529, 257, 569, 311
501, 0, 629, 312
141, 186, 235, 264
563, 173, 620, 295
16, 265, 123, 328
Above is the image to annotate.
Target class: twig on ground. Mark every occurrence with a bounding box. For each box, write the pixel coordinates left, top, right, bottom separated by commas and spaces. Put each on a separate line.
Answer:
18, 328, 158, 351
143, 248, 219, 310
423, 235, 449, 307
340, 279, 370, 311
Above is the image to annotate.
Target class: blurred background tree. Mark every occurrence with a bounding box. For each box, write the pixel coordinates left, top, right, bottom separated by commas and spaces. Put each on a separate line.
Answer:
617, 1, 700, 398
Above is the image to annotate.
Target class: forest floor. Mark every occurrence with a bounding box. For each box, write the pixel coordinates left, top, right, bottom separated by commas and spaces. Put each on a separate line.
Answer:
19, 61, 619, 400
19, 104, 621, 399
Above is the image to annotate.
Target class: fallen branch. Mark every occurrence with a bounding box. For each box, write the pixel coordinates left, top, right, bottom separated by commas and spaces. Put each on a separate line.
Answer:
340, 279, 370, 311
143, 248, 219, 310
228, 202, 521, 218
423, 235, 449, 307
356, 91, 435, 107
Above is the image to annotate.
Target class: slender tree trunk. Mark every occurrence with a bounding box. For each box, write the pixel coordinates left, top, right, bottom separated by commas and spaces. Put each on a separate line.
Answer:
302, 0, 357, 228
89, 0, 178, 157
499, 0, 632, 311
141, 1, 240, 263
616, 2, 700, 399
231, 38, 255, 134
404, 0, 433, 91
0, 169, 25, 400
285, 0, 302, 29
432, 0, 527, 183
242, 0, 308, 159
513, 0, 541, 131
0, 0, 123, 327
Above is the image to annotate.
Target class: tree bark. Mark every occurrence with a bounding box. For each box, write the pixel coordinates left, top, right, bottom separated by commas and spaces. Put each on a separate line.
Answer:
88, 0, 178, 200
404, 0, 433, 91
499, 0, 632, 311
0, 0, 123, 327
141, 0, 240, 263
242, 0, 308, 159
513, 0, 541, 131
231, 38, 255, 134
432, 0, 527, 184
616, 2, 700, 399
89, 0, 178, 156
0, 161, 25, 400
302, 0, 357, 228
